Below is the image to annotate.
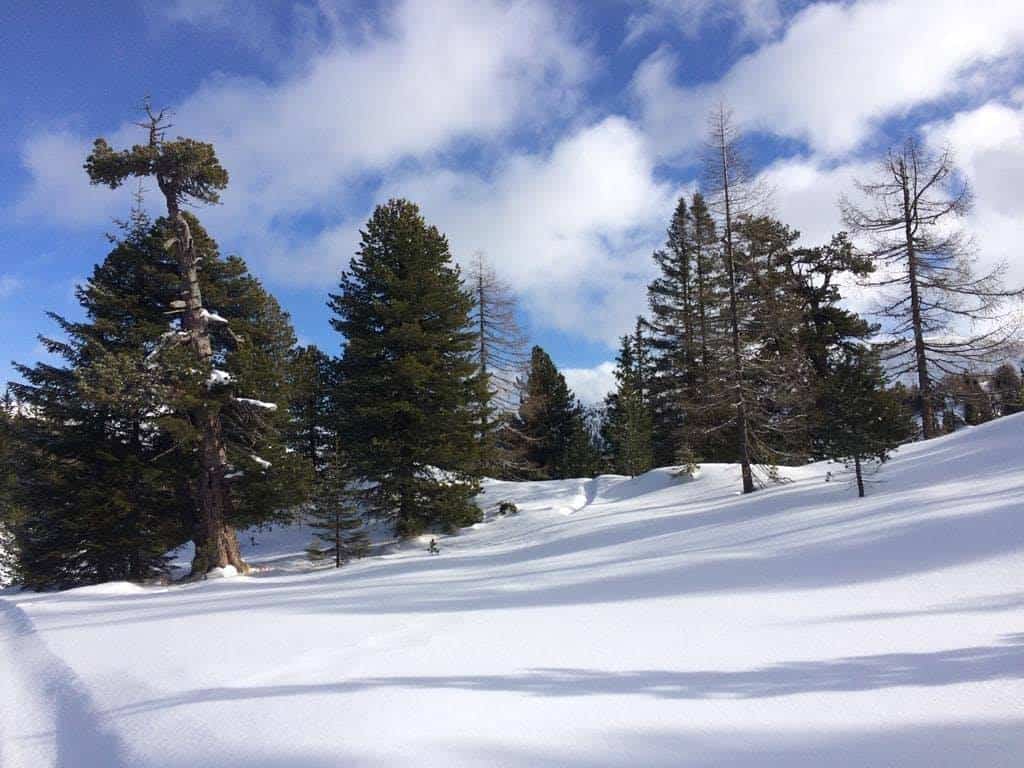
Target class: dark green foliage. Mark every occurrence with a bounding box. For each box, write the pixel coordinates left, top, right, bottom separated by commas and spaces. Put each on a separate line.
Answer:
329, 199, 481, 537
991, 364, 1022, 416
6, 212, 309, 589
498, 501, 518, 515
602, 322, 654, 476
287, 345, 336, 474
511, 346, 600, 479
307, 450, 368, 568
820, 348, 914, 497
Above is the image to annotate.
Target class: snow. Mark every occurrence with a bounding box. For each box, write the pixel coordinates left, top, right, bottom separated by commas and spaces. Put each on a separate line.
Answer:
234, 397, 278, 411
249, 454, 271, 469
199, 308, 229, 324
205, 565, 239, 579
2, 414, 1023, 767
207, 369, 232, 387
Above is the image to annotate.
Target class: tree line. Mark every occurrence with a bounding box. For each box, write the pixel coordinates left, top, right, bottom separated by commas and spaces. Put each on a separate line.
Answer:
1, 105, 1020, 589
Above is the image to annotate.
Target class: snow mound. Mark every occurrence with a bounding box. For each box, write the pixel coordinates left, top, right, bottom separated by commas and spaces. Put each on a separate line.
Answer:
205, 564, 240, 579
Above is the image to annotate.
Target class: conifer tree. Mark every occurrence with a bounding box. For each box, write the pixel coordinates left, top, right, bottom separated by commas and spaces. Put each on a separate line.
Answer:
307, 448, 368, 568
992, 363, 1023, 416
841, 137, 1023, 438
288, 345, 335, 474
7, 209, 307, 588
602, 326, 654, 476
329, 199, 481, 536
511, 346, 598, 479
84, 105, 267, 575
821, 348, 914, 497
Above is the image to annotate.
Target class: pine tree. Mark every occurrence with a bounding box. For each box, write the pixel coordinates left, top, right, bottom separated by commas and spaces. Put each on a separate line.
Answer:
287, 345, 335, 475
511, 346, 598, 479
85, 104, 256, 575
992, 363, 1023, 416
7, 209, 308, 588
820, 348, 914, 497
602, 326, 654, 476
329, 199, 481, 537
307, 449, 368, 568
841, 137, 1023, 439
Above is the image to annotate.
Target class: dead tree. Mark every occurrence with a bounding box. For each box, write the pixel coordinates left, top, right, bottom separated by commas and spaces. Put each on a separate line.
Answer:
841, 137, 1022, 438
85, 104, 247, 575
467, 252, 529, 476
701, 104, 769, 494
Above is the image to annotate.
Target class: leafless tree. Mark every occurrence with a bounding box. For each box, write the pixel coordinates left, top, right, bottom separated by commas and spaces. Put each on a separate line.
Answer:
466, 252, 529, 475
841, 137, 1022, 438
701, 104, 770, 493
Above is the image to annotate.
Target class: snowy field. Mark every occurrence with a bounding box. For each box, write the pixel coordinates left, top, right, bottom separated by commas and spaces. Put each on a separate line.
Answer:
2, 414, 1022, 767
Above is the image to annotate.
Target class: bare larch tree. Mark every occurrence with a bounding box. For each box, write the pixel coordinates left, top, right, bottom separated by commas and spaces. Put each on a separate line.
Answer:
841, 137, 1022, 439
701, 104, 769, 494
467, 252, 528, 476
85, 105, 248, 575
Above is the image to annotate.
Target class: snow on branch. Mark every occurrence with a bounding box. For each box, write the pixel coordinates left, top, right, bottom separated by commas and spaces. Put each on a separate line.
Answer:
235, 397, 278, 411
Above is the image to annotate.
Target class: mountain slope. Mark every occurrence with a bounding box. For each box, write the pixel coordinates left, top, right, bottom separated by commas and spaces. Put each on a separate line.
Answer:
2, 415, 1022, 767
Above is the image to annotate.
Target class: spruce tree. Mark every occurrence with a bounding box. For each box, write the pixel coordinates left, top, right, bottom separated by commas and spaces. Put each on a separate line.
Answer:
603, 325, 654, 476
307, 448, 368, 567
821, 348, 914, 497
287, 345, 335, 474
329, 199, 481, 537
512, 346, 598, 479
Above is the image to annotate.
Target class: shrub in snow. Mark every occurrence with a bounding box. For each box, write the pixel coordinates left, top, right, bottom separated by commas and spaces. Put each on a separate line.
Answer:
498, 501, 518, 516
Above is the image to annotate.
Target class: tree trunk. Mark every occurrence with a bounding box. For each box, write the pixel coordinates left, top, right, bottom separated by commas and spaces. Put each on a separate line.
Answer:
901, 160, 936, 439
854, 455, 865, 498
162, 194, 247, 576
720, 147, 755, 494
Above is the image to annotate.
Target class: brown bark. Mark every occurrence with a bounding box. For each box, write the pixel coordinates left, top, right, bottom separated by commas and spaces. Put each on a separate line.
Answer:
900, 158, 937, 439
160, 187, 247, 576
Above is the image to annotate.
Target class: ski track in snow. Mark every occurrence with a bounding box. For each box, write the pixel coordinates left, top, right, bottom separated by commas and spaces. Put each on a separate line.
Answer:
3, 414, 1024, 766
0, 600, 130, 768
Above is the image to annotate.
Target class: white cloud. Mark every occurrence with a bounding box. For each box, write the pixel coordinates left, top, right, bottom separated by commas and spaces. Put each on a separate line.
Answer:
563, 361, 616, 404
626, 0, 783, 44
924, 101, 1024, 290
17, 0, 588, 231
15, 131, 131, 226
632, 0, 1024, 158
288, 116, 676, 345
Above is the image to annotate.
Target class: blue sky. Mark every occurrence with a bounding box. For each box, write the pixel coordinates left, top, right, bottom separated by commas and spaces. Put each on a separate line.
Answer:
2, 0, 1023, 402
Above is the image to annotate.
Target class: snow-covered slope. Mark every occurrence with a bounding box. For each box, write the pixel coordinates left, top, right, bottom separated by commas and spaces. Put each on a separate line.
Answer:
2, 415, 1023, 767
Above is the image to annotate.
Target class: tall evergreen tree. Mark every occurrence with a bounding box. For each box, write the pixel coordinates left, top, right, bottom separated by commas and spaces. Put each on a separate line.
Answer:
329, 199, 481, 536
512, 346, 598, 479
85, 105, 261, 575
287, 344, 335, 475
7, 210, 308, 588
602, 325, 654, 477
